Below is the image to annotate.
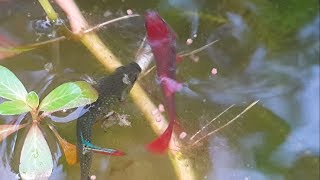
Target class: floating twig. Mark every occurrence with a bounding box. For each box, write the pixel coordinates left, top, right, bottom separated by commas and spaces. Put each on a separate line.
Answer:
0, 14, 140, 54
191, 100, 259, 146
83, 14, 140, 34
178, 39, 219, 58
189, 104, 235, 141
140, 65, 156, 78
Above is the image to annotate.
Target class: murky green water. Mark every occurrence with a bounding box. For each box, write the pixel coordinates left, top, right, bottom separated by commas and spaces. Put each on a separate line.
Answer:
0, 0, 319, 179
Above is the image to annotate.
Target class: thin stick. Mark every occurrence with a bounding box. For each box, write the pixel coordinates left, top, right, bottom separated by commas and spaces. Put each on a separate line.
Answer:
0, 36, 66, 53
83, 14, 140, 34
0, 15, 140, 54
189, 104, 235, 141
178, 39, 219, 57
135, 36, 147, 57
191, 100, 259, 146
140, 65, 156, 78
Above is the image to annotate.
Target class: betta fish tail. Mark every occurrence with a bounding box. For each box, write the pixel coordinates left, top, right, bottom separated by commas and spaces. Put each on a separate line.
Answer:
146, 119, 175, 153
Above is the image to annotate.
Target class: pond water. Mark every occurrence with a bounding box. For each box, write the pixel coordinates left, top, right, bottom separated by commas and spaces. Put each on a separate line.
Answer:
0, 0, 319, 179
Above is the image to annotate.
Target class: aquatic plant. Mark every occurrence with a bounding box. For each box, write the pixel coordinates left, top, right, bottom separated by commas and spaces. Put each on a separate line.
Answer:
0, 65, 98, 179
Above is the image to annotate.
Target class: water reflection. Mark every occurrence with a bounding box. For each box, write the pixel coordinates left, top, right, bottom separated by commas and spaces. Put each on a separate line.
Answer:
193, 13, 320, 177
1, 0, 319, 179
298, 16, 320, 41
226, 12, 248, 42
167, 0, 200, 38
0, 162, 18, 178
209, 136, 283, 180
50, 144, 66, 180
271, 64, 319, 167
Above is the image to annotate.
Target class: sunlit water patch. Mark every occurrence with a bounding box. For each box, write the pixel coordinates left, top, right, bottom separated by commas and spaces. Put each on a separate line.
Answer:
208, 136, 284, 180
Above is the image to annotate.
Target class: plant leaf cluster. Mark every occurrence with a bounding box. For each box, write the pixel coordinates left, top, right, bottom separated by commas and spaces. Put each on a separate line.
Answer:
0, 65, 98, 179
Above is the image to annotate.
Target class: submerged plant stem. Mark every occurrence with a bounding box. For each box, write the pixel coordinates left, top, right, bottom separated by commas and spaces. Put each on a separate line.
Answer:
38, 0, 59, 21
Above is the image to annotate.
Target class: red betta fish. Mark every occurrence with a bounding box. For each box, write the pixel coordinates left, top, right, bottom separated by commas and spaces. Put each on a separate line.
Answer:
145, 11, 183, 153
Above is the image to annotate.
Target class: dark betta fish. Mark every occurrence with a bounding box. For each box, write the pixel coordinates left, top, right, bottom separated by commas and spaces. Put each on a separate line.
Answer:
145, 11, 182, 153
77, 62, 141, 180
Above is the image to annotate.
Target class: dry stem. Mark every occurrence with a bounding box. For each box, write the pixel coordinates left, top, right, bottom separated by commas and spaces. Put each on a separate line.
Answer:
189, 104, 235, 141
191, 100, 259, 146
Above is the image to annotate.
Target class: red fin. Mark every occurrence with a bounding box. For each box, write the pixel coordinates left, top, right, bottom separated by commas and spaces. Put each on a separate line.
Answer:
97, 150, 125, 156
82, 138, 126, 156
112, 150, 126, 156
146, 121, 174, 154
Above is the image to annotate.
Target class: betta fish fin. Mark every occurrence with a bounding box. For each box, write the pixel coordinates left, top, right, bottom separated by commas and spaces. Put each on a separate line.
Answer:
160, 77, 199, 97
180, 83, 199, 98
80, 133, 125, 156
159, 77, 183, 94
146, 119, 175, 154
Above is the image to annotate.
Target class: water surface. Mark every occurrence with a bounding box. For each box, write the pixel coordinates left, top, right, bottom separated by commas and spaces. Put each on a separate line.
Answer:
0, 0, 319, 179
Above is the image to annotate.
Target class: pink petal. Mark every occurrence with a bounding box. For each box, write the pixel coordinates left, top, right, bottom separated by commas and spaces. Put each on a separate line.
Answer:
158, 104, 165, 112
186, 38, 193, 45
211, 68, 218, 75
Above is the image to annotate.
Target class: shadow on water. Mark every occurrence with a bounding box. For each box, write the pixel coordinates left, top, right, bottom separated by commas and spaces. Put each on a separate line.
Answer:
0, 0, 319, 179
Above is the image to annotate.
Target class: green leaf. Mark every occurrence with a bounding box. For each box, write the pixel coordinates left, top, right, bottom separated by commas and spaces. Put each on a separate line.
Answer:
0, 100, 31, 115
19, 124, 53, 179
39, 81, 98, 113
0, 65, 28, 101
26, 91, 39, 109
